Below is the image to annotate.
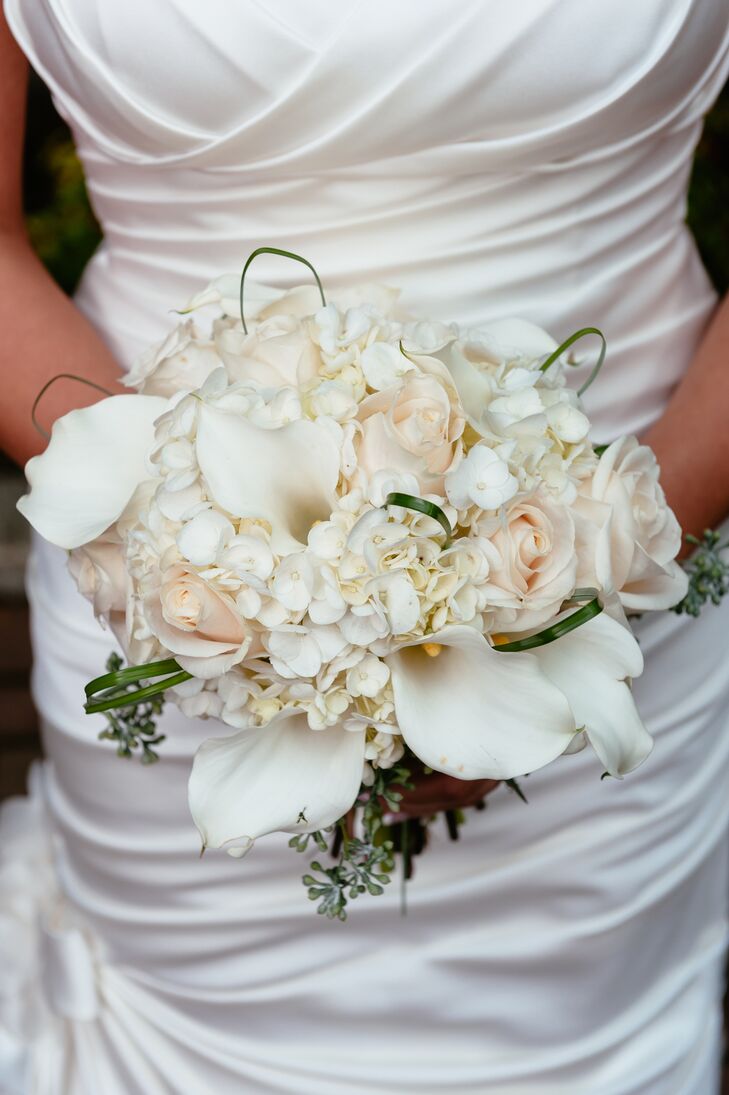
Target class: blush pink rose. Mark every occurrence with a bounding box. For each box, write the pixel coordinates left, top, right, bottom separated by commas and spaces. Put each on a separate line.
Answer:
482, 490, 577, 633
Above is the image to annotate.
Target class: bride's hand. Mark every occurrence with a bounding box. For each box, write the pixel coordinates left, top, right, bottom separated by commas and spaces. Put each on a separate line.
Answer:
393, 759, 500, 818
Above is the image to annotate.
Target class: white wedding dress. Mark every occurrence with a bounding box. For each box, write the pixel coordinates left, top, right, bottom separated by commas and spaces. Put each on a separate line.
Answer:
2, 1, 729, 1092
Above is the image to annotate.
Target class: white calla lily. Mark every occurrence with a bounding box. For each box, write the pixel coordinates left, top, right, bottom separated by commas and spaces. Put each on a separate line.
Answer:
481, 318, 558, 360
18, 395, 167, 549
196, 404, 340, 555
531, 612, 652, 777
182, 274, 283, 319
189, 714, 366, 854
386, 626, 576, 780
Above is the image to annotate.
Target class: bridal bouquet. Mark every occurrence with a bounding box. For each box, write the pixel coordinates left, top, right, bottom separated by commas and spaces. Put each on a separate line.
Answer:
19, 248, 690, 919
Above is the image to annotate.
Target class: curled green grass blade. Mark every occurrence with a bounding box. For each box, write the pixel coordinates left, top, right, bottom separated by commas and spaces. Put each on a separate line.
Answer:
85, 658, 184, 699
84, 670, 193, 714
493, 597, 603, 653
239, 246, 326, 334
32, 373, 114, 441
383, 492, 452, 546
539, 327, 607, 396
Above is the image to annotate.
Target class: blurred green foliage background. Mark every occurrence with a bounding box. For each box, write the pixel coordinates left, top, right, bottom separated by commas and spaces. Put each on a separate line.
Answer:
23, 74, 729, 297
23, 75, 101, 295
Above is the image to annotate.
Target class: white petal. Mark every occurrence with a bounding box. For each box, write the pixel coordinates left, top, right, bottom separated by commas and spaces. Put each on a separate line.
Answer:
189, 714, 365, 852
182, 275, 282, 319
438, 350, 491, 432
379, 573, 421, 635
531, 613, 652, 777
156, 481, 204, 522
443, 459, 471, 509
18, 395, 167, 549
196, 405, 339, 554
387, 626, 575, 780
360, 342, 414, 390
267, 629, 322, 678
619, 548, 689, 611
177, 509, 235, 566
480, 318, 557, 359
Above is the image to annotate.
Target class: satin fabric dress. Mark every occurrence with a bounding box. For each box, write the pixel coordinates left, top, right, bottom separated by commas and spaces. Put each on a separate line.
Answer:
2, 2, 729, 1092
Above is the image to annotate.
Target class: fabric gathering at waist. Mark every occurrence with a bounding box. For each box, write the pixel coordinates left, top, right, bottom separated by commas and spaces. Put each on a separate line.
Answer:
72, 133, 718, 445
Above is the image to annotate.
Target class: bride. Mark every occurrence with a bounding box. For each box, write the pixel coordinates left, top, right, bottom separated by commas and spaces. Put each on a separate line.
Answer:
2, 2, 729, 1092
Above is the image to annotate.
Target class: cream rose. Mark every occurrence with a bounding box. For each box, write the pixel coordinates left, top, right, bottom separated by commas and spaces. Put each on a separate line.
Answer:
68, 533, 127, 620
68, 531, 133, 654
356, 373, 464, 491
214, 313, 320, 390
482, 490, 577, 632
126, 320, 222, 397
144, 564, 252, 677
574, 436, 687, 611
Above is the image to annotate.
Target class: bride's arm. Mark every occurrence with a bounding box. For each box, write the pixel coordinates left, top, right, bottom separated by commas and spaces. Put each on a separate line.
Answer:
643, 293, 729, 552
0, 12, 124, 468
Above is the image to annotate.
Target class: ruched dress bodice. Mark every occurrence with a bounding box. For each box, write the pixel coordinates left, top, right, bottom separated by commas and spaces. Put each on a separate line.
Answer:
3, 3, 729, 1093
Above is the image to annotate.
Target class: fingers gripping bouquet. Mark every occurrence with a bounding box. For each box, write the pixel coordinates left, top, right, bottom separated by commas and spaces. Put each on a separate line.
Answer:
19, 248, 689, 919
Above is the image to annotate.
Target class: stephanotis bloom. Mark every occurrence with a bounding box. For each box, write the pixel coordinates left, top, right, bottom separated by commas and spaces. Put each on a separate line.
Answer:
17, 273, 686, 876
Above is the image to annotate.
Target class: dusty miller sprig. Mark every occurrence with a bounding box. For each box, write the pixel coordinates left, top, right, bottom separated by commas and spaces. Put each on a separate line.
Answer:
673, 530, 729, 617
96, 652, 167, 763
289, 762, 413, 921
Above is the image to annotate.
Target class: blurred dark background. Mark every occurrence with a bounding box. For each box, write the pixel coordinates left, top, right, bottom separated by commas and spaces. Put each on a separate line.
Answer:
0, 73, 728, 800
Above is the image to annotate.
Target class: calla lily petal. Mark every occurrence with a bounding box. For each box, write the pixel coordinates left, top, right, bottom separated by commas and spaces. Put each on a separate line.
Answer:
480, 318, 558, 359
196, 405, 340, 555
182, 275, 283, 319
17, 395, 167, 549
441, 344, 494, 430
531, 613, 652, 777
386, 626, 576, 780
189, 714, 366, 854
